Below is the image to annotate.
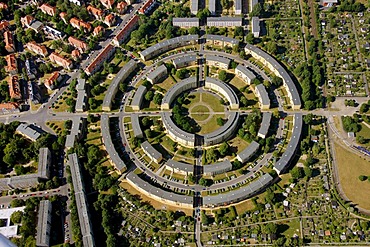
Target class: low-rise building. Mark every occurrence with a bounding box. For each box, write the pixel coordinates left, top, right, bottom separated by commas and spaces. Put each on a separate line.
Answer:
75, 78, 86, 112
104, 13, 116, 27
131, 114, 143, 138
69, 0, 83, 5
70, 17, 92, 32
235, 64, 256, 84
93, 25, 105, 36
322, 0, 338, 7
207, 17, 243, 27
0, 2, 8, 9
60, 12, 68, 24
257, 112, 271, 138
38, 148, 51, 180
5, 54, 17, 74
249, 0, 258, 13
101, 0, 114, 9
8, 76, 22, 100
172, 55, 197, 69
84, 44, 115, 75
0, 20, 9, 33
26, 41, 48, 57
117, 1, 128, 14
206, 34, 239, 48
165, 159, 194, 176
236, 141, 260, 163
44, 71, 61, 90
71, 49, 81, 59
131, 85, 147, 111
112, 15, 139, 46
146, 64, 168, 84
39, 3, 56, 16
4, 31, 15, 53
203, 160, 232, 176
16, 123, 42, 142
172, 18, 199, 28
49, 52, 73, 69
68, 36, 88, 52
43, 25, 64, 39
234, 0, 242, 15
208, 0, 216, 15
141, 141, 162, 163
254, 84, 270, 109
87, 5, 104, 20
21, 15, 34, 28
0, 103, 20, 115
251, 17, 260, 38
206, 55, 230, 69
191, 0, 198, 14
139, 0, 156, 14
36, 200, 52, 247
65, 117, 85, 149
161, 112, 195, 147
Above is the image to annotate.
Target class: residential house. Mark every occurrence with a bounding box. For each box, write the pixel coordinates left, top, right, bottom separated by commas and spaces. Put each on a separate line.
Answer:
5, 54, 17, 74
49, 52, 73, 69
112, 15, 139, 46
60, 12, 68, 24
68, 36, 88, 52
0, 2, 8, 9
101, 0, 114, 9
8, 76, 22, 100
40, 4, 56, 16
117, 1, 127, 14
70, 17, 92, 32
87, 5, 104, 20
4, 31, 15, 53
139, 0, 155, 14
93, 25, 105, 36
72, 49, 81, 59
0, 103, 20, 115
104, 14, 116, 27
26, 41, 48, 57
44, 72, 61, 90
0, 21, 9, 33
21, 15, 35, 27
84, 44, 115, 75
43, 26, 64, 39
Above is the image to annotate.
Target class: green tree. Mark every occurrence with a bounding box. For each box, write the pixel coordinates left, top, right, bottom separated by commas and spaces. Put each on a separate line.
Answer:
145, 91, 154, 101
218, 70, 227, 81
10, 211, 23, 224
218, 142, 229, 157
216, 117, 224, 126
359, 175, 367, 181
290, 166, 304, 180
153, 93, 163, 105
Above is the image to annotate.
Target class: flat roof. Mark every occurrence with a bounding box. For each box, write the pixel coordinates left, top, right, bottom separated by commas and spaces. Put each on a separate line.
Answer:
251, 16, 260, 32
140, 35, 198, 59
126, 173, 193, 205
165, 159, 194, 173
203, 173, 273, 206
237, 141, 260, 163
103, 60, 137, 110
274, 114, 302, 173
100, 115, 127, 171
236, 64, 256, 81
207, 17, 243, 23
162, 77, 197, 107
141, 141, 162, 161
36, 200, 52, 247
204, 77, 239, 106
191, 0, 198, 12
255, 84, 270, 106
208, 0, 216, 13
131, 85, 147, 108
235, 0, 242, 11
76, 78, 86, 91
75, 192, 95, 246
173, 55, 197, 67
258, 112, 272, 137
146, 64, 167, 82
131, 113, 143, 138
206, 54, 231, 65
206, 34, 239, 45
75, 91, 85, 111
161, 112, 195, 143
203, 159, 232, 174
244, 44, 301, 107
65, 117, 83, 148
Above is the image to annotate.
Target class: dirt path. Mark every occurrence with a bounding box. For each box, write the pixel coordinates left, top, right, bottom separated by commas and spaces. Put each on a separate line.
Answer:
308, 0, 318, 38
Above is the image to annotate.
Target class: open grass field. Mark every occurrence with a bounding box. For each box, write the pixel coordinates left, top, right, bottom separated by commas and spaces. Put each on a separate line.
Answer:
334, 142, 370, 210
186, 92, 225, 112
190, 105, 210, 121
198, 114, 225, 134
120, 181, 193, 216
156, 76, 176, 91
358, 123, 370, 147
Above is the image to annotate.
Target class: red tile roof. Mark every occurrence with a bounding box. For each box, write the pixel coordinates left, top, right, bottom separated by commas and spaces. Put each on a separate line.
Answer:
26, 41, 48, 56
139, 0, 155, 14
70, 17, 92, 32
87, 5, 104, 19
68, 36, 88, 52
8, 75, 22, 100
40, 3, 56, 16
4, 31, 15, 52
5, 54, 17, 73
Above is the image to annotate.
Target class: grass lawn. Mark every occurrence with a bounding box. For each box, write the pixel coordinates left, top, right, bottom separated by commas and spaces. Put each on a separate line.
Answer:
334, 142, 370, 210
46, 120, 66, 135
201, 93, 225, 112
229, 76, 247, 89
281, 219, 301, 238
198, 114, 225, 134
357, 123, 370, 147
156, 76, 176, 91
228, 136, 250, 156
120, 181, 193, 216
190, 105, 210, 121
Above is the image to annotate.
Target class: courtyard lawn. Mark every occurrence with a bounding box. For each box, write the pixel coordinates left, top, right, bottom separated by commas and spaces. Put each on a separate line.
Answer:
156, 76, 176, 91
198, 114, 225, 134
334, 142, 370, 210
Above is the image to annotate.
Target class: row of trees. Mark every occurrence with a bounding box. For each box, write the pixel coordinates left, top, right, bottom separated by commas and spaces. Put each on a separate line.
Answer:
238, 110, 262, 142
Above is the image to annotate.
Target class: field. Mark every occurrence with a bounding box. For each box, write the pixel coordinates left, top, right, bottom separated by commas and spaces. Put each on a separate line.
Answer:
334, 142, 370, 210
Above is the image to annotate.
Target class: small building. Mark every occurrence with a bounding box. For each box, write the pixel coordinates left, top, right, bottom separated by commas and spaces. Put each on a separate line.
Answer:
206, 55, 230, 69
131, 85, 147, 111
172, 55, 197, 69
234, 0, 242, 15
8, 75, 22, 100
5, 54, 17, 74
117, 1, 128, 14
206, 34, 239, 48
68, 36, 88, 52
49, 52, 73, 70
101, 0, 115, 9
236, 141, 260, 163
146, 64, 167, 84
16, 123, 42, 142
44, 71, 61, 90
0, 102, 20, 115
172, 18, 199, 28
251, 17, 260, 38
4, 31, 15, 53
104, 14, 116, 27
26, 41, 48, 57
207, 17, 243, 27
75, 78, 86, 113
257, 112, 271, 138
131, 114, 143, 138
38, 148, 51, 179
39, 3, 56, 16
93, 25, 105, 36
141, 141, 162, 164
235, 64, 256, 84
254, 84, 270, 109
43, 25, 64, 39
87, 5, 104, 20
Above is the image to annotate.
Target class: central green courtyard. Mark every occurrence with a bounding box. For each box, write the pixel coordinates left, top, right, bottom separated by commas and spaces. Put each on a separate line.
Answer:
184, 92, 226, 134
